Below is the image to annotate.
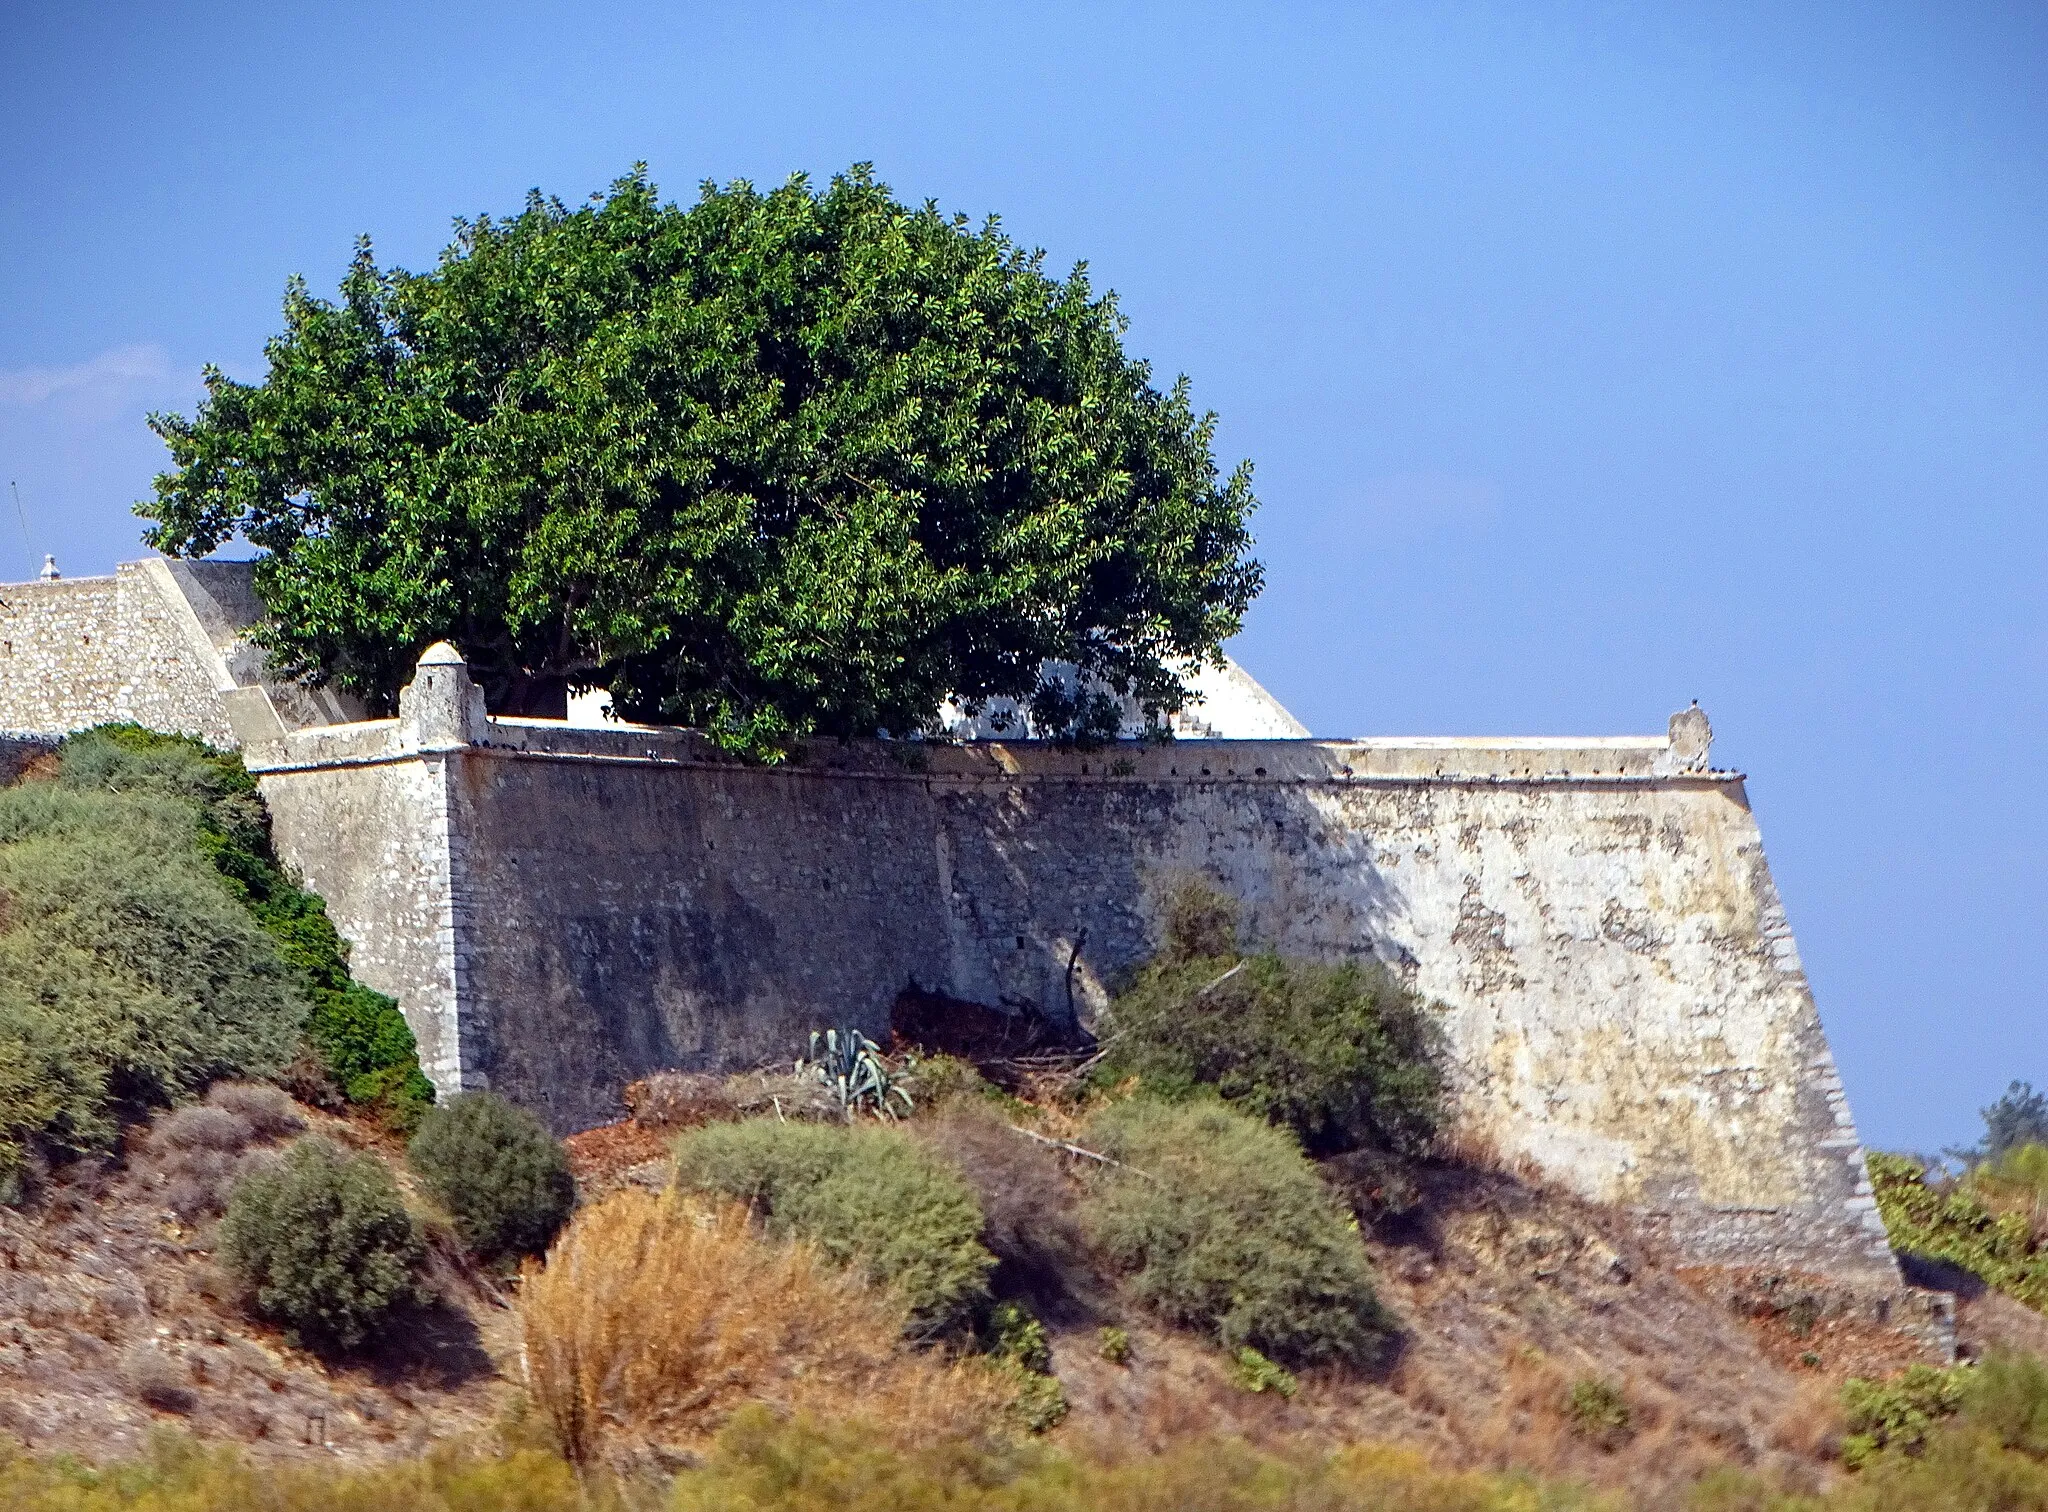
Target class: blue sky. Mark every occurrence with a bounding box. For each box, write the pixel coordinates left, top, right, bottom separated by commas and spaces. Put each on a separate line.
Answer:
2, 2, 2041, 1153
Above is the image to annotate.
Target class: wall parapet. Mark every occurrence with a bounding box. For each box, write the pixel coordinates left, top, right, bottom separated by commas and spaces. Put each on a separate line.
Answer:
247, 697, 1746, 790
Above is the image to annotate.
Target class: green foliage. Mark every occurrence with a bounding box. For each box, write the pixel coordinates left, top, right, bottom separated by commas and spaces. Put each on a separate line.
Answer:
1078, 1097, 1389, 1367
1098, 1324, 1131, 1364
141, 166, 1264, 757
1228, 1347, 1298, 1398
1980, 1082, 2048, 1163
308, 985, 435, 1128
1696, 1422, 2048, 1510
1566, 1378, 1632, 1445
16, 1385, 2048, 1511
1101, 882, 1444, 1155
0, 755, 306, 1180
1840, 1363, 1969, 1467
801, 1028, 911, 1120
675, 1412, 1628, 1512
1003, 1366, 1071, 1434
1157, 874, 1241, 962
1868, 1152, 2048, 1311
901, 1052, 992, 1109
407, 1091, 575, 1261
0, 1434, 600, 1512
217, 1136, 426, 1351
1970, 1141, 2048, 1236
983, 1302, 1068, 1432
1963, 1352, 2048, 1459
986, 1299, 1052, 1373
0, 1417, 1641, 1512
95, 728, 435, 1122
5, 727, 434, 1139
673, 1118, 995, 1337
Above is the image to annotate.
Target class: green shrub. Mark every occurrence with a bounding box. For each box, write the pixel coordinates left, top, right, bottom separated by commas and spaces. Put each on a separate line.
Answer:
217, 1136, 426, 1350
1969, 1142, 2048, 1239
0, 780, 305, 1183
1869, 1153, 2048, 1312
1078, 1097, 1389, 1367
1102, 881, 1444, 1154
1098, 1325, 1131, 1364
0, 727, 431, 1177
1964, 1351, 2048, 1458
1566, 1377, 1631, 1445
1004, 1367, 1070, 1433
986, 1299, 1052, 1373
1841, 1363, 1969, 1467
57, 726, 435, 1127
673, 1118, 995, 1337
1228, 1347, 1297, 1397
408, 1091, 575, 1261
0, 993, 109, 1197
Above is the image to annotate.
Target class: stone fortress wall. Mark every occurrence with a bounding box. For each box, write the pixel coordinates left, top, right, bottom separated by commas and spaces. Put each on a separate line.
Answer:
1, 561, 239, 746
0, 561, 1901, 1287
0, 558, 362, 746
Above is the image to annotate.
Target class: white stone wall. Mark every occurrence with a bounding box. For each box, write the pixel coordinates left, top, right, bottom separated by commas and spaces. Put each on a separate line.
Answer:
0, 565, 1896, 1283
0, 564, 234, 745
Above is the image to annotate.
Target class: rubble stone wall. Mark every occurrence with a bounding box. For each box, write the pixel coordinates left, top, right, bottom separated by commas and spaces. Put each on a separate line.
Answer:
0, 565, 235, 745
0, 564, 1898, 1284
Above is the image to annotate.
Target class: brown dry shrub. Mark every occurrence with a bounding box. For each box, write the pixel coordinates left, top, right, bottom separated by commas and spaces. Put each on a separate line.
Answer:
157, 1104, 253, 1152
518, 1187, 1007, 1464
123, 1347, 197, 1414
623, 1071, 737, 1131
1472, 1346, 1576, 1471
1770, 1375, 1846, 1460
918, 1100, 1083, 1288
140, 1105, 255, 1222
139, 1088, 303, 1223
205, 1081, 304, 1139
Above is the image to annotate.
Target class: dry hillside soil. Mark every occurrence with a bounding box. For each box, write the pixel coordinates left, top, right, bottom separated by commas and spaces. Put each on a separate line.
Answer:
0, 1101, 519, 1462
0, 1082, 2020, 1504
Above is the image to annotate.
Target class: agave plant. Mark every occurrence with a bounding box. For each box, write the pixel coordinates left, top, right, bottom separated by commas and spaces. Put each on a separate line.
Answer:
800, 1028, 913, 1121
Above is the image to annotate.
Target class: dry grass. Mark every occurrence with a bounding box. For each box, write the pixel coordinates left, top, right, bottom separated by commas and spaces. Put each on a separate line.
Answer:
1769, 1376, 1847, 1460
517, 1187, 1007, 1464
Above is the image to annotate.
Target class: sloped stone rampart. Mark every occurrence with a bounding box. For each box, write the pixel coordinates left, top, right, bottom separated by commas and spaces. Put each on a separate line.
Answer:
242, 672, 1898, 1286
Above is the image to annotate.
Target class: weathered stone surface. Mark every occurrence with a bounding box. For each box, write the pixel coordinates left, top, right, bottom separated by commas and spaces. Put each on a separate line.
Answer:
0, 565, 236, 744
241, 653, 1895, 1284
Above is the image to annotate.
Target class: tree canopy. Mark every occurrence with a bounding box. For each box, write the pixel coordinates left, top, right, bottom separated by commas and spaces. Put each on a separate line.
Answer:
141, 166, 1262, 756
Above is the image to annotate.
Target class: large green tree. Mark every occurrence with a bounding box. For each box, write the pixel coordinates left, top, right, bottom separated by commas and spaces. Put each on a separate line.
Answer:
141, 166, 1262, 756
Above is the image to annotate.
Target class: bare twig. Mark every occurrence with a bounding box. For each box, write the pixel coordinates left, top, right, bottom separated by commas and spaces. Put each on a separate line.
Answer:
1191, 960, 1249, 1000
1067, 960, 1251, 1079
1005, 1124, 1156, 1181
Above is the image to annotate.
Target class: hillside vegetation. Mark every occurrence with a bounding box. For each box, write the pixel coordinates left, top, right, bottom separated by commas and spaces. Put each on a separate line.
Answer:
1869, 1080, 2048, 1317
0, 726, 432, 1197
6, 750, 2048, 1508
